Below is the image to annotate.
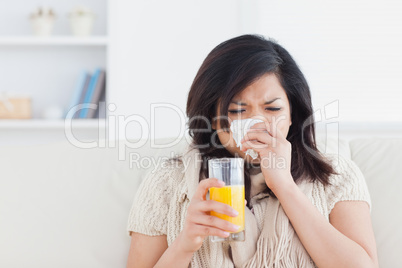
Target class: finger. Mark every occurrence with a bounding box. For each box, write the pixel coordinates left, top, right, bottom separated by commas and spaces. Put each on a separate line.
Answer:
251, 121, 284, 140
246, 128, 269, 133
194, 178, 224, 201
241, 140, 268, 152
196, 200, 238, 217
195, 215, 241, 233
242, 130, 274, 145
243, 131, 278, 149
246, 128, 272, 138
250, 121, 271, 132
193, 224, 230, 238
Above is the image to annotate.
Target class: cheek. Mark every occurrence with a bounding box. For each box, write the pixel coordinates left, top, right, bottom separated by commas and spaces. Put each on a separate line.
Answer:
279, 125, 290, 138
273, 116, 291, 136
216, 130, 234, 147
215, 118, 235, 146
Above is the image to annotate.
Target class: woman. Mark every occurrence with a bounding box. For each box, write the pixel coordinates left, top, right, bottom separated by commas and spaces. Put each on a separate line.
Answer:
126, 35, 379, 267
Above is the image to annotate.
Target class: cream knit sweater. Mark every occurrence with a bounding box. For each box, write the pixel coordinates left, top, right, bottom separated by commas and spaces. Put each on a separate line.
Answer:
127, 145, 371, 267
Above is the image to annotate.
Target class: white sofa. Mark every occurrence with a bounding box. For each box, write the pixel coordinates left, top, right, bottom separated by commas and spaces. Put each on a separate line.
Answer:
1, 136, 401, 267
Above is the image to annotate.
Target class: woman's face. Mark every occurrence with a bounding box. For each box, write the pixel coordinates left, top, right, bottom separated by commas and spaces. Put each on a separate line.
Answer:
212, 73, 292, 164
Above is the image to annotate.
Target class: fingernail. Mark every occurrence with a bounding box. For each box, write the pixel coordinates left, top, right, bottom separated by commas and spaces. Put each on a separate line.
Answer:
223, 231, 230, 237
232, 209, 239, 216
218, 180, 225, 186
231, 225, 240, 231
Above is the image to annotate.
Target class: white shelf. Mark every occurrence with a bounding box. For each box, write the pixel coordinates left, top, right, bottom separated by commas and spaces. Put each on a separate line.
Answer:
0, 119, 106, 129
0, 36, 108, 46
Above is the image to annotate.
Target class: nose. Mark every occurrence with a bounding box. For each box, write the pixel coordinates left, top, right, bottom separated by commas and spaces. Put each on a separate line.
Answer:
247, 113, 269, 123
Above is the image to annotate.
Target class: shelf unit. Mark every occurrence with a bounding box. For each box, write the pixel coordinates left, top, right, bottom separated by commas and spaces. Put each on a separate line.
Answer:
0, 119, 106, 129
0, 36, 108, 46
0, 1, 108, 126
0, 34, 108, 120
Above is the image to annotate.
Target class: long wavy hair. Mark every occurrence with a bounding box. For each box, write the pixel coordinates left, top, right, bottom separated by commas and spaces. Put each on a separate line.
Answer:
186, 34, 336, 203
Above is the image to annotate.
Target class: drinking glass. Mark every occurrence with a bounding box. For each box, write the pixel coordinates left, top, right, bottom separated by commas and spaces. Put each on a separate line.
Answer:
208, 158, 245, 242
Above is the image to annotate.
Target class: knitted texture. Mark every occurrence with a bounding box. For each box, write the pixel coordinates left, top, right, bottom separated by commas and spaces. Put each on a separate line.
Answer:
325, 154, 372, 214
127, 148, 371, 267
127, 160, 185, 237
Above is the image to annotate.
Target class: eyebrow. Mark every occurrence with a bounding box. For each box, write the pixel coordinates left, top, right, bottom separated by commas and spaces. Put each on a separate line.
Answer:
230, 98, 281, 106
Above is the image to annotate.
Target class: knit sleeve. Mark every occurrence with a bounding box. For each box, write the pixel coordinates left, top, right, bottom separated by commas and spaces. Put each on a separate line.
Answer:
325, 155, 372, 215
126, 163, 179, 237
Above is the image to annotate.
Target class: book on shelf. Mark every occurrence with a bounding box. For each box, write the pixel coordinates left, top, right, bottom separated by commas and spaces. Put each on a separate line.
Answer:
65, 70, 91, 119
87, 69, 106, 118
66, 68, 106, 119
94, 83, 106, 119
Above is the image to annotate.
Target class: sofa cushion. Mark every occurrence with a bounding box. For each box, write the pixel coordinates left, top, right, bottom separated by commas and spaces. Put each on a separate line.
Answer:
0, 137, 190, 268
0, 136, 397, 267
0, 141, 128, 267
316, 136, 351, 159
349, 138, 402, 267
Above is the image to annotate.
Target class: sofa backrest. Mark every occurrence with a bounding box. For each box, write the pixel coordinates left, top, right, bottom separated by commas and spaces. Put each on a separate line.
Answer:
348, 138, 402, 267
0, 137, 401, 267
0, 137, 191, 268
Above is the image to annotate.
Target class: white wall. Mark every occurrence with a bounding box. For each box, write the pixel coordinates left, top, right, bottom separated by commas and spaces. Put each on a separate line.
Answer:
255, 0, 402, 122
109, 0, 241, 140
108, 0, 402, 140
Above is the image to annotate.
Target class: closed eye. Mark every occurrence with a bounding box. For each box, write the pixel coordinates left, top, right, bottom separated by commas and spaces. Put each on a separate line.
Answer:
229, 108, 281, 114
228, 109, 245, 114
266, 107, 281, 111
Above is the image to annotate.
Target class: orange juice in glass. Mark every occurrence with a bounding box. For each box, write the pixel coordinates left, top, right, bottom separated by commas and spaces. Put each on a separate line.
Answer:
208, 158, 245, 242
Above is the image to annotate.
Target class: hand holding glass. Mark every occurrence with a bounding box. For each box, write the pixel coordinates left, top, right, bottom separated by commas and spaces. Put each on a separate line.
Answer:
208, 158, 245, 242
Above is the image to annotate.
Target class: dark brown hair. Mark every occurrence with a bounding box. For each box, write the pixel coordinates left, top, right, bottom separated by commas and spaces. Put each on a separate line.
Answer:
186, 34, 336, 203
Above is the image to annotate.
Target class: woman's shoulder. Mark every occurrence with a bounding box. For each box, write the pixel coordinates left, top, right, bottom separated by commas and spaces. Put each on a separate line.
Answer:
323, 154, 365, 184
127, 157, 187, 237
140, 157, 187, 191
321, 154, 371, 213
